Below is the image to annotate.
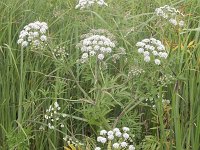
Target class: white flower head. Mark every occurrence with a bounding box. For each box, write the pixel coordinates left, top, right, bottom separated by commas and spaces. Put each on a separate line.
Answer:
44, 115, 49, 119
113, 128, 120, 133
45, 101, 64, 129
82, 53, 89, 59
75, 0, 108, 10
155, 5, 184, 27
123, 133, 130, 140
161, 52, 168, 59
17, 39, 24, 44
52, 46, 68, 61
48, 123, 55, 129
100, 130, 107, 136
108, 134, 114, 140
149, 46, 155, 51
142, 38, 150, 43
115, 131, 122, 137
95, 147, 101, 150
129, 145, 135, 150
77, 29, 122, 63
21, 41, 28, 47
138, 48, 144, 53
120, 141, 128, 148
94, 45, 100, 51
89, 51, 96, 56
153, 50, 158, 56
107, 130, 114, 136
136, 38, 167, 64
98, 54, 104, 60
113, 143, 120, 149
144, 56, 150, 62
33, 32, 39, 37
17, 21, 48, 48
145, 44, 151, 49
97, 136, 103, 142
122, 127, 130, 132
33, 40, 40, 46
100, 137, 107, 144
40, 35, 47, 41
179, 20, 184, 27
154, 59, 161, 65
136, 42, 145, 47
144, 51, 150, 56
169, 18, 178, 26
54, 101, 59, 108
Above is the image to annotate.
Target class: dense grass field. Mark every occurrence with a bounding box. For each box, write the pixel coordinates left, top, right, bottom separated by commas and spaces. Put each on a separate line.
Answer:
0, 0, 200, 149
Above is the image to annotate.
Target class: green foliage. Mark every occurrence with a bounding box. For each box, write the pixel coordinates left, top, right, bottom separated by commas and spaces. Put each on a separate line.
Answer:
0, 0, 200, 149
6, 127, 32, 150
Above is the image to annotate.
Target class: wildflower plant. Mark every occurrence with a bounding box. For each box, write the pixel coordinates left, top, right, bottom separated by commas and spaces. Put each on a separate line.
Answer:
95, 127, 135, 150
143, 93, 171, 108
63, 135, 84, 149
128, 67, 145, 77
136, 38, 168, 65
155, 5, 185, 27
157, 73, 175, 87
76, 29, 119, 63
75, 0, 108, 10
44, 101, 66, 129
52, 46, 69, 61
17, 21, 48, 48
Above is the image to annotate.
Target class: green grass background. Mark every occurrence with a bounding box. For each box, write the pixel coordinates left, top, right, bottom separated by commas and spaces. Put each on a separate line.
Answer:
0, 0, 200, 149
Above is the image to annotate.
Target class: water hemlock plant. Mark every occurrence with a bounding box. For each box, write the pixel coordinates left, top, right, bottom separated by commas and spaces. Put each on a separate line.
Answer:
0, 0, 199, 150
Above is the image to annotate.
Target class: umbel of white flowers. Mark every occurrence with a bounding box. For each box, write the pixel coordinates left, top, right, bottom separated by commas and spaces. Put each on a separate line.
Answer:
95, 127, 135, 150
136, 38, 168, 65
128, 67, 145, 77
76, 29, 117, 63
44, 101, 67, 129
75, 0, 108, 10
52, 46, 69, 61
17, 21, 48, 48
155, 5, 184, 27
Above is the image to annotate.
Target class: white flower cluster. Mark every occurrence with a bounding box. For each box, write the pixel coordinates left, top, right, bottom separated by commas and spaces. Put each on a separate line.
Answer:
95, 127, 135, 150
144, 95, 170, 108
63, 136, 72, 142
152, 99, 171, 108
155, 5, 184, 27
144, 97, 154, 107
128, 67, 145, 77
63, 136, 84, 146
52, 46, 69, 61
77, 29, 117, 63
136, 38, 168, 65
44, 102, 66, 129
75, 0, 108, 10
17, 21, 48, 48
158, 74, 174, 87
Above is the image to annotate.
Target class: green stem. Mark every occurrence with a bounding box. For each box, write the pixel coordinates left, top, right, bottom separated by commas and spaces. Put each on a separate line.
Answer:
18, 47, 24, 124
155, 87, 166, 150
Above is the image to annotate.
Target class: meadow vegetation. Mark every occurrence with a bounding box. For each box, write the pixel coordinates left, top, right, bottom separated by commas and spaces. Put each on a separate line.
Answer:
0, 0, 200, 149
